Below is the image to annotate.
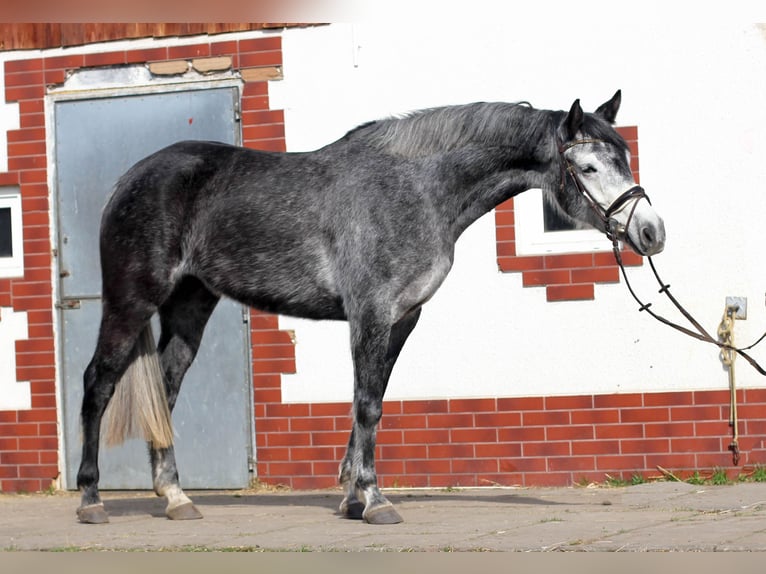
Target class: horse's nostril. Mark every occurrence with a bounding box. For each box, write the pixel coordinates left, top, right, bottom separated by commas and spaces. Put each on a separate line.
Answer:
641, 226, 655, 247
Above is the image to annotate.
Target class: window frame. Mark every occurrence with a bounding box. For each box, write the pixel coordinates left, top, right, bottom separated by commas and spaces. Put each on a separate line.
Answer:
0, 187, 24, 278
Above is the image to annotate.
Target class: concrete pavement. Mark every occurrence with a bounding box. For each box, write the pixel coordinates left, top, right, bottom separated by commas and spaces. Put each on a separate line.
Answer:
2, 481, 766, 551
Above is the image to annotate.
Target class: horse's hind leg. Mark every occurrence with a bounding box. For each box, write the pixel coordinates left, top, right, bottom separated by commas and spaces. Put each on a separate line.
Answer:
150, 276, 219, 520
339, 307, 422, 524
77, 304, 155, 524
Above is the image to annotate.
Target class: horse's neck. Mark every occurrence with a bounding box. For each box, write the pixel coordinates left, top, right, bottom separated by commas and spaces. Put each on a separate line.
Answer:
437, 142, 553, 239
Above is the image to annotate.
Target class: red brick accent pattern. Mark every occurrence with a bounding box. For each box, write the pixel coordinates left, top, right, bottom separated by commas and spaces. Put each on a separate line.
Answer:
254, 389, 766, 489
0, 36, 290, 492
496, 126, 643, 302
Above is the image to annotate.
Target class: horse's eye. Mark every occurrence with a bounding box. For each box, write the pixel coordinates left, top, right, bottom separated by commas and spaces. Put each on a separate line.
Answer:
581, 165, 598, 174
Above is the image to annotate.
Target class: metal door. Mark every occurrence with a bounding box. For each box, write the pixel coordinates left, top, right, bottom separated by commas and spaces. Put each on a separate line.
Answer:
55, 87, 254, 489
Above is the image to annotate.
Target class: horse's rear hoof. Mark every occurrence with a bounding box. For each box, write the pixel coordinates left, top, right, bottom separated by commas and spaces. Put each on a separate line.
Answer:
167, 502, 203, 520
363, 504, 403, 525
77, 503, 109, 524
339, 498, 365, 520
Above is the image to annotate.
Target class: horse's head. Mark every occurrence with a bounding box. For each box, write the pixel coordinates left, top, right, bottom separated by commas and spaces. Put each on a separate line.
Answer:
551, 90, 665, 256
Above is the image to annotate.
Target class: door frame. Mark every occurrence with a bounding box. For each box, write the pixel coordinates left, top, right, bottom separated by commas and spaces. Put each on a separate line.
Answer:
47, 69, 255, 489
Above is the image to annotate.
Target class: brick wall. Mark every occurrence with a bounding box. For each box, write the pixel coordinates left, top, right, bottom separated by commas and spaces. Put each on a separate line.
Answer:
0, 35, 290, 492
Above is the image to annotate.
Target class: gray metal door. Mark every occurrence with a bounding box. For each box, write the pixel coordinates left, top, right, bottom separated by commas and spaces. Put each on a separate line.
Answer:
55, 87, 254, 489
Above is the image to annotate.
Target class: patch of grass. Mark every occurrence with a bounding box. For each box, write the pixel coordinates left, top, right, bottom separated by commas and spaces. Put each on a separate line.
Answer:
710, 467, 731, 485
753, 465, 766, 482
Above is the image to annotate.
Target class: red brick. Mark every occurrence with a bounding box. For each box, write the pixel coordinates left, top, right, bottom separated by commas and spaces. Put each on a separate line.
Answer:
644, 391, 694, 407
402, 399, 448, 414
84, 51, 127, 67
522, 269, 570, 287
621, 407, 669, 423
381, 444, 427, 460
522, 441, 570, 457
310, 403, 349, 417
693, 390, 729, 405
429, 443, 474, 459
616, 125, 638, 140
427, 413, 472, 429
211, 41, 238, 55
243, 124, 286, 141
308, 431, 347, 446
257, 447, 290, 462
547, 283, 594, 301
290, 446, 335, 461
266, 432, 310, 447
404, 429, 449, 444
375, 429, 401, 445
44, 54, 85, 70
17, 408, 56, 423
265, 403, 308, 417
449, 398, 496, 412
571, 408, 619, 424
253, 386, 281, 404
291, 416, 334, 432
544, 253, 594, 269
595, 423, 644, 439
572, 439, 620, 455
249, 313, 279, 329
497, 394, 543, 410
244, 139, 285, 152
547, 425, 594, 441
473, 411, 521, 427
545, 395, 593, 410
127, 47, 169, 63
495, 226, 514, 241
405, 459, 451, 474
239, 37, 281, 53
501, 457, 547, 473
644, 421, 694, 438
5, 70, 44, 87
571, 267, 619, 284
241, 109, 285, 126
5, 59, 43, 73
1, 451, 38, 465
670, 437, 721, 453
451, 428, 497, 443
266, 461, 312, 476
547, 456, 594, 472
382, 414, 427, 430
595, 454, 645, 470
494, 208, 515, 227
594, 393, 642, 408
475, 442, 521, 458
453, 458, 498, 474
168, 44, 210, 59
495, 242, 517, 257
18, 437, 57, 451
251, 330, 293, 345
239, 52, 282, 68
670, 405, 722, 422
522, 410, 569, 426
252, 357, 295, 374
498, 256, 544, 272
621, 438, 669, 454
498, 426, 544, 442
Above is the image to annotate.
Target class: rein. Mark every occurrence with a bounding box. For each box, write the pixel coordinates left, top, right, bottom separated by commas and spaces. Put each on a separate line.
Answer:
560, 137, 766, 464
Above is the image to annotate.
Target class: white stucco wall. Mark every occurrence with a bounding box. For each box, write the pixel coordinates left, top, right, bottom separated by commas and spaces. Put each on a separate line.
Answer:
270, 22, 766, 402
0, 22, 764, 410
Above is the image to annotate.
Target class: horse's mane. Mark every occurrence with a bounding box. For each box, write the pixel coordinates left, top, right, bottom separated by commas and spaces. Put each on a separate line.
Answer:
343, 101, 628, 159
343, 102, 553, 158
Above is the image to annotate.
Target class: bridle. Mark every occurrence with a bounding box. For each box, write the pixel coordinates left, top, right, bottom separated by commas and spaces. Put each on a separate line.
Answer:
558, 136, 766, 465
557, 137, 649, 243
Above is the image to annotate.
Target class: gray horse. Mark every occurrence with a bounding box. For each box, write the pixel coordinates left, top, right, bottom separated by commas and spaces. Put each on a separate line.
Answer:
76, 90, 665, 525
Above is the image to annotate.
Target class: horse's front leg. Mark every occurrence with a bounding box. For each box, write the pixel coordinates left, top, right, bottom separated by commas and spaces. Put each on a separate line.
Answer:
340, 309, 422, 524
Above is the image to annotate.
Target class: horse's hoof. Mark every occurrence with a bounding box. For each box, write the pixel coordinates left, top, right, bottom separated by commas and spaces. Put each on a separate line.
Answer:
166, 502, 203, 520
77, 503, 109, 524
363, 504, 403, 525
339, 498, 365, 520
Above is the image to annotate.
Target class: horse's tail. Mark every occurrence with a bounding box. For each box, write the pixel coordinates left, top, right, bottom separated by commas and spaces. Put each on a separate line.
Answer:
102, 325, 174, 449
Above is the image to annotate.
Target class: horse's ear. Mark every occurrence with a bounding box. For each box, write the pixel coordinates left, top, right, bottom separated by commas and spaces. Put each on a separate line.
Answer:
595, 90, 621, 124
564, 99, 583, 140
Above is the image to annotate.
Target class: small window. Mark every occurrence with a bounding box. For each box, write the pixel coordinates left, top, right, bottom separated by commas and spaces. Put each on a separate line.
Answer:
514, 188, 612, 255
0, 188, 24, 278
